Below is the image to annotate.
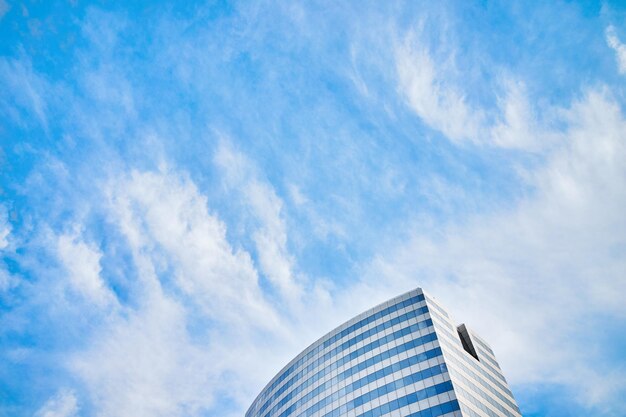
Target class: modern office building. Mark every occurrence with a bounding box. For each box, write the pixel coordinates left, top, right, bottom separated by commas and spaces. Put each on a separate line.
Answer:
246, 288, 521, 417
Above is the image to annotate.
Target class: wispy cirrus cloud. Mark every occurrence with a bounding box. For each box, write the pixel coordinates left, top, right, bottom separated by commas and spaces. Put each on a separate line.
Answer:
62, 167, 296, 417
1, 2, 625, 417
606, 25, 626, 74
395, 36, 484, 145
34, 389, 78, 417
0, 205, 10, 250
0, 205, 13, 292
214, 139, 303, 303
361, 87, 626, 414
57, 232, 118, 308
105, 168, 283, 329
0, 56, 50, 134
396, 36, 552, 151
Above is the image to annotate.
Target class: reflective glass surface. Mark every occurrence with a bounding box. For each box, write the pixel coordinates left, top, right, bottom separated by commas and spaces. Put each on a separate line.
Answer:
247, 289, 521, 417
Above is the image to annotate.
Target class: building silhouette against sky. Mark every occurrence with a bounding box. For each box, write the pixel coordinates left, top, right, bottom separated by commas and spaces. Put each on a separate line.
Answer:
246, 288, 521, 417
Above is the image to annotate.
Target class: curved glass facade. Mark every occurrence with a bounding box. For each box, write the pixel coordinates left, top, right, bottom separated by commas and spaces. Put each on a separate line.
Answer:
247, 288, 521, 417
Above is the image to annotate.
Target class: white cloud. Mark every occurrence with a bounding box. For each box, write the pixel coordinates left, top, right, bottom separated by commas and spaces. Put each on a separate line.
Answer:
57, 232, 118, 307
396, 37, 554, 150
0, 225, 8, 250
396, 40, 484, 144
0, 205, 10, 250
0, 205, 15, 292
0, 57, 49, 133
214, 140, 303, 302
35, 389, 79, 417
490, 80, 544, 150
64, 167, 307, 417
287, 183, 309, 206
81, 68, 136, 116
106, 168, 282, 329
7, 7, 624, 417
0, 268, 13, 292
361, 88, 626, 413
71, 291, 213, 417
606, 25, 626, 74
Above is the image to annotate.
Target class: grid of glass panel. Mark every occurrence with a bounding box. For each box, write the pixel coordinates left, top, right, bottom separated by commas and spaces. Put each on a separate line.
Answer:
250, 294, 429, 417
433, 323, 516, 401
248, 288, 522, 417
247, 290, 461, 417
423, 297, 522, 417
253, 294, 428, 409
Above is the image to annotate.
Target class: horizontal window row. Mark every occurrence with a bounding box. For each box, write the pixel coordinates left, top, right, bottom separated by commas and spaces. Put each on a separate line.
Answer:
437, 326, 510, 389
251, 295, 427, 416
257, 315, 432, 417
475, 345, 502, 372
322, 294, 426, 351
471, 335, 495, 356
427, 307, 503, 388
358, 381, 455, 417
424, 297, 449, 318
432, 317, 455, 333
450, 367, 519, 417
441, 344, 520, 414
324, 363, 448, 417
250, 294, 425, 415
261, 324, 437, 417
294, 348, 444, 417
427, 310, 461, 347
404, 400, 460, 417
434, 332, 513, 398
474, 351, 505, 383
454, 383, 503, 417
459, 402, 482, 417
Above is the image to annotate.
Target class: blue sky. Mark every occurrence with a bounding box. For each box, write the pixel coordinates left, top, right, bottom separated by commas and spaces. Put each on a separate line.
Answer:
1, 1, 626, 416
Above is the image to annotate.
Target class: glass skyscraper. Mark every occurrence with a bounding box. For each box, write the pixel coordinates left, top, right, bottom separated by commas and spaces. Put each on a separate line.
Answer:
246, 288, 522, 417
